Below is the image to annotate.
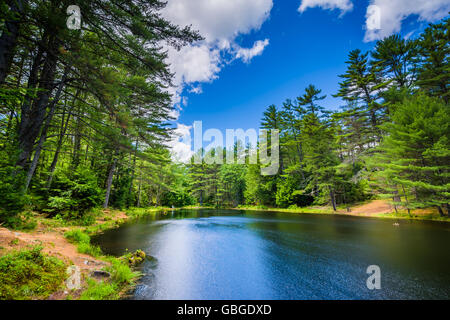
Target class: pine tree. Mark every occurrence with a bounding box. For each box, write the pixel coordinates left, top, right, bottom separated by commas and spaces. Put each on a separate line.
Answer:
334, 49, 387, 144
369, 94, 449, 216
371, 34, 418, 89
416, 17, 449, 102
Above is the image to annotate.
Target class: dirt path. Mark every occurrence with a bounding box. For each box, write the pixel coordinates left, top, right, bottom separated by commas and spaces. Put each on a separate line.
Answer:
0, 210, 130, 299
341, 200, 393, 216
0, 223, 106, 272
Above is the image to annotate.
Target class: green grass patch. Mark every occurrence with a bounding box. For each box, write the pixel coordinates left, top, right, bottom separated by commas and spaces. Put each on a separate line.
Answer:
80, 278, 119, 300
377, 211, 450, 222
64, 229, 102, 257
64, 229, 140, 300
0, 246, 66, 300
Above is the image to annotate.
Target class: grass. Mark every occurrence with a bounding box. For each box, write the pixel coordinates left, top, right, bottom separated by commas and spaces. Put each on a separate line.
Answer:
234, 204, 450, 222
64, 229, 102, 257
235, 204, 336, 214
64, 229, 140, 300
375, 210, 449, 222
0, 246, 66, 300
78, 255, 139, 300
80, 278, 119, 300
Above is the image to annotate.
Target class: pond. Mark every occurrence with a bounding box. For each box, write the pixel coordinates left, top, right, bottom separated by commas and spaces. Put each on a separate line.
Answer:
92, 209, 450, 299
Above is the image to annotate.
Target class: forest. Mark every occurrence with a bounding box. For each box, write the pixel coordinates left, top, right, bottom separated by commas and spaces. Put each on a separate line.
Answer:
0, 0, 449, 231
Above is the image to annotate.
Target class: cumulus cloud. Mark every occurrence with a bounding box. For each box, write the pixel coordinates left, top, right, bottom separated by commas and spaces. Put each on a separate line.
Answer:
298, 0, 353, 15
364, 0, 450, 42
235, 39, 270, 63
162, 0, 273, 160
163, 0, 273, 42
162, 0, 273, 112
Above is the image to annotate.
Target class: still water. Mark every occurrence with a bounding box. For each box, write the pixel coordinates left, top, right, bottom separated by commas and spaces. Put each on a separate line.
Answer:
92, 209, 450, 299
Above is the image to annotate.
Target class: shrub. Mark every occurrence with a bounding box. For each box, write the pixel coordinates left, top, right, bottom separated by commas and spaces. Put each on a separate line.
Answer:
0, 164, 29, 225
39, 167, 102, 217
0, 246, 66, 300
3, 211, 37, 231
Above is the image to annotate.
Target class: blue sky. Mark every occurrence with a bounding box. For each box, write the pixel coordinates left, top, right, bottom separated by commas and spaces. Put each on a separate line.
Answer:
162, 0, 450, 161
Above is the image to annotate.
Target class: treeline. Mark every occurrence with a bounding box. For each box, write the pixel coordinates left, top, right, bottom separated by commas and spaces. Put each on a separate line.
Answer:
0, 2, 448, 227
184, 18, 449, 216
0, 0, 201, 226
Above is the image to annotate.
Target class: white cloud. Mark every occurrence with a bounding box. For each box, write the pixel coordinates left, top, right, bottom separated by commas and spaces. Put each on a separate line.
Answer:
162, 0, 273, 112
298, 0, 353, 15
234, 39, 270, 63
364, 0, 450, 42
189, 86, 203, 94
166, 44, 221, 86
163, 0, 273, 43
162, 1, 273, 160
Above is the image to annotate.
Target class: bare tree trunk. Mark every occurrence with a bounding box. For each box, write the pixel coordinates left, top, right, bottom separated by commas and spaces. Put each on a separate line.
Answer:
127, 139, 138, 207
16, 35, 58, 169
137, 170, 142, 208
401, 184, 411, 217
46, 95, 75, 188
24, 67, 68, 191
329, 185, 337, 211
72, 104, 83, 169
103, 148, 119, 208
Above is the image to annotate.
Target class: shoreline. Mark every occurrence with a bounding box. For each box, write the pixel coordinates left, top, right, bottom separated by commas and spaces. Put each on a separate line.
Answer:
1, 201, 448, 300
0, 207, 167, 300
227, 200, 450, 222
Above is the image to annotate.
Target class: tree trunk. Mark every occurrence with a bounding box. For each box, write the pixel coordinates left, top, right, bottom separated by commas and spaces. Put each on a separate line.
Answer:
329, 185, 337, 211
127, 139, 138, 207
24, 67, 68, 191
72, 104, 83, 169
436, 206, 444, 217
103, 148, 119, 208
0, 0, 28, 84
401, 185, 411, 217
16, 35, 58, 169
46, 96, 75, 188
137, 171, 142, 208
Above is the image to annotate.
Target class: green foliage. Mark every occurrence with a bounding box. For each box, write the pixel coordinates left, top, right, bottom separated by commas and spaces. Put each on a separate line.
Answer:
0, 163, 29, 224
80, 279, 119, 300
0, 0, 447, 222
3, 211, 37, 231
369, 93, 449, 214
416, 17, 449, 102
64, 229, 102, 257
0, 246, 66, 300
39, 167, 102, 216
64, 229, 91, 245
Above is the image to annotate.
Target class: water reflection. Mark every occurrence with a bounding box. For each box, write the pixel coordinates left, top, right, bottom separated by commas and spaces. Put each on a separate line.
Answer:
92, 209, 450, 299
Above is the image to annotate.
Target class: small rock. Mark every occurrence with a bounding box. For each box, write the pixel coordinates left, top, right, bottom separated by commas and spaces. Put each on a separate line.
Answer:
90, 270, 111, 279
